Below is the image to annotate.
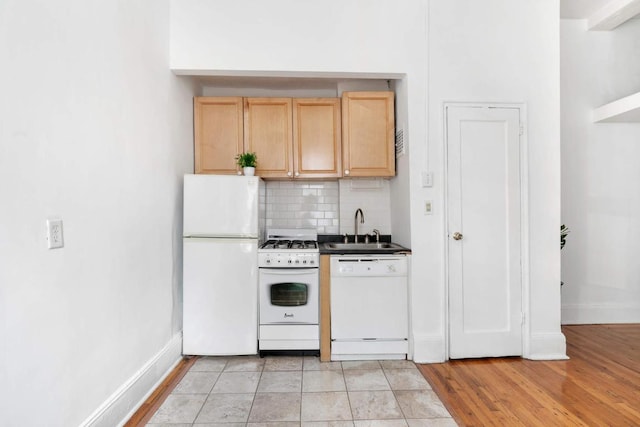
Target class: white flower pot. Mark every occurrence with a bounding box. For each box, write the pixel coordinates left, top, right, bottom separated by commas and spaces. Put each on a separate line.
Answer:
243, 166, 255, 176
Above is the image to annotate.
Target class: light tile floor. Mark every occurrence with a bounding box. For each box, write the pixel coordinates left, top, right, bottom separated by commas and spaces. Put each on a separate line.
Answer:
147, 356, 458, 426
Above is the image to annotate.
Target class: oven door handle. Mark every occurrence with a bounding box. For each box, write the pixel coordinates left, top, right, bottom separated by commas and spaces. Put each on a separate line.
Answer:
260, 268, 318, 276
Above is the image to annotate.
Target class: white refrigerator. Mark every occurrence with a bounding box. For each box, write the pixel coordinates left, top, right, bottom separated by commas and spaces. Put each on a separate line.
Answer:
182, 174, 264, 355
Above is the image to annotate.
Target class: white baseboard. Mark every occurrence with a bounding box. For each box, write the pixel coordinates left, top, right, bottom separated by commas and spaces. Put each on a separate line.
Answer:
411, 333, 446, 363
412, 331, 570, 362
562, 303, 640, 324
79, 332, 183, 427
526, 332, 568, 360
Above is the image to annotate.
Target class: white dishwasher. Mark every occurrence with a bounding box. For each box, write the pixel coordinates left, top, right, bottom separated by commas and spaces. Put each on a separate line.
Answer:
330, 255, 409, 361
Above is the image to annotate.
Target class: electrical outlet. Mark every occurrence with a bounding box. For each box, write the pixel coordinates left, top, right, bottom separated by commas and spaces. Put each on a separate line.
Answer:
47, 219, 64, 249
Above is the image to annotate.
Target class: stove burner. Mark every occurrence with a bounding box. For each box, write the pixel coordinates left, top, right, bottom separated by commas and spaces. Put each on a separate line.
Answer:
261, 239, 318, 250
290, 240, 318, 249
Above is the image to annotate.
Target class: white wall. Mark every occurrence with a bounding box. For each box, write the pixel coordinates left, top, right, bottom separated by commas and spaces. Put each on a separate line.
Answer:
169, 0, 565, 362
0, 1, 196, 426
561, 19, 640, 323
170, 0, 410, 77
389, 78, 414, 249
425, 0, 565, 360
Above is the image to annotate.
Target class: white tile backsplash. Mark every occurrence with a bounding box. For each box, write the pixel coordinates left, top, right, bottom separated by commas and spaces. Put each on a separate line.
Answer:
264, 179, 392, 236
339, 179, 392, 236
265, 181, 340, 234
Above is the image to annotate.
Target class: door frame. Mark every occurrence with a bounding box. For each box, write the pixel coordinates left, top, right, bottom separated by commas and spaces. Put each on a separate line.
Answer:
443, 102, 531, 360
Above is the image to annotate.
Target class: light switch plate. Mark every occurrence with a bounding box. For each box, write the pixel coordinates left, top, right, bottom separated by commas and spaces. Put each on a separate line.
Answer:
421, 171, 433, 187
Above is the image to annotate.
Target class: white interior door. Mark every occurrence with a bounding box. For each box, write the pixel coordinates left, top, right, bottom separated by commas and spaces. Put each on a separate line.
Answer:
446, 105, 523, 359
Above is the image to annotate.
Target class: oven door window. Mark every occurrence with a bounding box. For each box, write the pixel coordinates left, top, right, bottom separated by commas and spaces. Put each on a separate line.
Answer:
270, 283, 308, 307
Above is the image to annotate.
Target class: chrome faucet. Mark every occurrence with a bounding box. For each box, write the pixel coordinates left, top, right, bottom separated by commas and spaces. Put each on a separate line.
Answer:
372, 229, 381, 244
354, 208, 364, 243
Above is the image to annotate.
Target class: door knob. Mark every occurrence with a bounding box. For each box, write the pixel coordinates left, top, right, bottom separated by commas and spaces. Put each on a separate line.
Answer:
452, 232, 463, 241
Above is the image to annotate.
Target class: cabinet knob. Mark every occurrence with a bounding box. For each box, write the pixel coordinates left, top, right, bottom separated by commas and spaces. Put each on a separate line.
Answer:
344, 170, 350, 175
294, 172, 299, 177
287, 171, 292, 177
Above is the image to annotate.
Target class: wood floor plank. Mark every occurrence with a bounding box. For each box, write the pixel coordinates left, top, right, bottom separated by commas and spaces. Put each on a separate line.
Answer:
418, 324, 640, 427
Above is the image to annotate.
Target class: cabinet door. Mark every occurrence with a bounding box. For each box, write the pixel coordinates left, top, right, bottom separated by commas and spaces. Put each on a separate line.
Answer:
194, 97, 243, 175
244, 98, 293, 178
341, 91, 395, 177
293, 98, 342, 179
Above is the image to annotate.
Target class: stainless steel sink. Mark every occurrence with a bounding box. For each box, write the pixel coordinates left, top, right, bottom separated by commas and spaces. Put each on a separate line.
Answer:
325, 242, 405, 250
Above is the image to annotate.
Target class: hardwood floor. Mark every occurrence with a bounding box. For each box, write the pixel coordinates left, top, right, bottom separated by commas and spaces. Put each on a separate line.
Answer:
417, 324, 640, 427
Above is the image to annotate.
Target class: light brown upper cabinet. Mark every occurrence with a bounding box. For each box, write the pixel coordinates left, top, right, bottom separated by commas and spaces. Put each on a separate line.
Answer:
244, 98, 293, 178
341, 91, 395, 177
244, 97, 342, 179
193, 97, 244, 175
194, 94, 391, 178
293, 98, 342, 179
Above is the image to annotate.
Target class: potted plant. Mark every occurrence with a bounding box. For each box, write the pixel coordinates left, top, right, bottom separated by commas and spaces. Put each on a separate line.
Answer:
235, 152, 257, 176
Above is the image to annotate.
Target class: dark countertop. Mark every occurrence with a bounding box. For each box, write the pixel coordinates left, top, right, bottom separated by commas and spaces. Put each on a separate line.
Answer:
318, 234, 411, 255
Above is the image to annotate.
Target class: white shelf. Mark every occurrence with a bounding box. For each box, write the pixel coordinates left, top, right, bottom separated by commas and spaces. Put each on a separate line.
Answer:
593, 91, 640, 122
588, 0, 640, 31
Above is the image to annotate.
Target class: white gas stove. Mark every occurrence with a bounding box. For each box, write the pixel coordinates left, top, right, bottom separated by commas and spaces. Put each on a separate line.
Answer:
257, 228, 320, 355
258, 228, 320, 268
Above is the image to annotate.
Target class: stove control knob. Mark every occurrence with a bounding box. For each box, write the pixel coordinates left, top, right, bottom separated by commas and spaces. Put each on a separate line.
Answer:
295, 259, 300, 264
288, 260, 292, 264
266, 259, 271, 264
303, 260, 307, 264
310, 260, 315, 264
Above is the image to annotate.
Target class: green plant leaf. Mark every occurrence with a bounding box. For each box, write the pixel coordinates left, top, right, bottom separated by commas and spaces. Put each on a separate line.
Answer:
235, 152, 257, 168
